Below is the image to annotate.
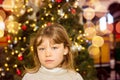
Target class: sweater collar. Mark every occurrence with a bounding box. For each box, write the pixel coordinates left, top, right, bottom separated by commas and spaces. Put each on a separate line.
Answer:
39, 66, 68, 75
41, 66, 65, 72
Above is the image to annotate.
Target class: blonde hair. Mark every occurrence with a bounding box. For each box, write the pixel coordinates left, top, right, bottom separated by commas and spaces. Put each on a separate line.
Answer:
26, 23, 74, 73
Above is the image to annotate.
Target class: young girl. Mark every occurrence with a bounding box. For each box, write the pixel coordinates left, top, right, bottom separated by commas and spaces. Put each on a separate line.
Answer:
22, 23, 83, 80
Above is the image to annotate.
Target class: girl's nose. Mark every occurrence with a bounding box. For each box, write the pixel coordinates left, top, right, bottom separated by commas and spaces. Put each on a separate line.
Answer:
45, 49, 52, 57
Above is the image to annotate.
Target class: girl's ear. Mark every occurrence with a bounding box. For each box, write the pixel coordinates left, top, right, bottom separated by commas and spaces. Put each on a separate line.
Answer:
64, 47, 68, 55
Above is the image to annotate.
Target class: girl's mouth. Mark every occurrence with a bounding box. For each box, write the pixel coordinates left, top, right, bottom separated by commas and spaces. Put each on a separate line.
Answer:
45, 60, 54, 63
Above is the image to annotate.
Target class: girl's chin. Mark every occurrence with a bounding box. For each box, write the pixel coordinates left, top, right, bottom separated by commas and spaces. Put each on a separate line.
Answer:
43, 65, 59, 69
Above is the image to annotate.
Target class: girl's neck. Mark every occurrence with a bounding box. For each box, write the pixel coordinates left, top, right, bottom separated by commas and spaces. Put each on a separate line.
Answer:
41, 66, 64, 72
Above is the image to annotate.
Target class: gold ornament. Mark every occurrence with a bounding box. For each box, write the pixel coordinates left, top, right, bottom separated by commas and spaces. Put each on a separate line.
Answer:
2, 0, 14, 11
85, 27, 96, 39
0, 29, 4, 38
6, 21, 20, 34
92, 36, 104, 47
83, 7, 95, 21
88, 45, 100, 57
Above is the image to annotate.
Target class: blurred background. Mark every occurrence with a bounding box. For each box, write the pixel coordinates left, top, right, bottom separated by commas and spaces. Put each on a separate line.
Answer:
0, 0, 120, 80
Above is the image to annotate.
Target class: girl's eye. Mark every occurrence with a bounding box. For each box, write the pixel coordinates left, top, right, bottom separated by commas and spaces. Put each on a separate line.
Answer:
52, 46, 58, 49
39, 48, 45, 51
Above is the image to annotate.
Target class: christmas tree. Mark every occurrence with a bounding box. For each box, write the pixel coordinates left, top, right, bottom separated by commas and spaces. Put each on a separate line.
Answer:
0, 0, 97, 80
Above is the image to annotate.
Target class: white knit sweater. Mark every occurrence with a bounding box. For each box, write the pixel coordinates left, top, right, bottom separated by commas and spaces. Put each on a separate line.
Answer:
22, 67, 83, 80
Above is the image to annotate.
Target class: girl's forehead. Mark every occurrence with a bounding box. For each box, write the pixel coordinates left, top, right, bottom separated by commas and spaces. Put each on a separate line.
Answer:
37, 36, 55, 44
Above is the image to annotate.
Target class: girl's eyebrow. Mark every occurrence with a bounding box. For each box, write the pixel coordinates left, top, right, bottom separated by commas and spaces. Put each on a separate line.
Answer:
37, 43, 45, 47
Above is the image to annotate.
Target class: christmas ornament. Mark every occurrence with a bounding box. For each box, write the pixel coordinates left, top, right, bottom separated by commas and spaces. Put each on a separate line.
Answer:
47, 22, 51, 26
0, 0, 3, 4
55, 0, 62, 3
18, 53, 23, 61
84, 27, 96, 39
92, 36, 104, 47
6, 35, 11, 41
6, 21, 20, 34
88, 45, 100, 57
16, 68, 21, 75
83, 7, 95, 21
71, 8, 76, 14
2, 0, 14, 11
21, 25, 27, 31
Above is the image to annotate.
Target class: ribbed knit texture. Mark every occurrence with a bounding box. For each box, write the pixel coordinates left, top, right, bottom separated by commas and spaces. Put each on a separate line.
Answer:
22, 67, 83, 80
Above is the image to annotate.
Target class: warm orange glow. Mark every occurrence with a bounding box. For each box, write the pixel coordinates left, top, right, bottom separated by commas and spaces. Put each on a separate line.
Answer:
0, 10, 6, 20
116, 21, 120, 33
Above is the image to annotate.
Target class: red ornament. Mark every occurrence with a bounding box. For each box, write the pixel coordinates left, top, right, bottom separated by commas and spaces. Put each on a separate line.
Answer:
6, 35, 11, 40
18, 56, 23, 61
55, 0, 62, 3
21, 25, 27, 31
116, 34, 120, 39
71, 8, 76, 14
16, 68, 21, 75
47, 22, 51, 26
18, 54, 23, 61
0, 0, 3, 4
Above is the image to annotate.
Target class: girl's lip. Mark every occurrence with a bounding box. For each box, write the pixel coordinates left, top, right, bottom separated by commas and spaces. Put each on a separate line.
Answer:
45, 60, 54, 62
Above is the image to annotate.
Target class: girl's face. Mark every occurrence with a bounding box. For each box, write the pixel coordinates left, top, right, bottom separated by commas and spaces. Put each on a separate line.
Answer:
37, 37, 68, 69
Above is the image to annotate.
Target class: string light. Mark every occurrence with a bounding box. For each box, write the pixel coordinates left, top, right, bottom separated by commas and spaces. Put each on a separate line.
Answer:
27, 8, 33, 13
82, 47, 85, 50
18, 37, 22, 40
76, 68, 79, 71
25, 20, 29, 24
64, 14, 68, 19
6, 57, 10, 61
0, 68, 3, 71
13, 64, 18, 68
11, 51, 15, 55
48, 3, 52, 8
30, 23, 36, 27
33, 26, 39, 31
1, 72, 5, 76
15, 50, 19, 54
8, 40, 11, 43
41, 17, 44, 20
14, 37, 18, 44
6, 68, 10, 71
23, 37, 26, 42
51, 17, 54, 21
4, 63, 8, 67
21, 48, 25, 51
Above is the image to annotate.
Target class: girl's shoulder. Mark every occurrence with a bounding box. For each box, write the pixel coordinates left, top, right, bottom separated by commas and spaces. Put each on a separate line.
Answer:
22, 68, 83, 80
67, 70, 83, 80
22, 71, 40, 80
